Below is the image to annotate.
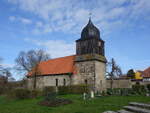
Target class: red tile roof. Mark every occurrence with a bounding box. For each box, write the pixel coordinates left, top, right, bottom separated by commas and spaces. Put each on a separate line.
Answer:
27, 55, 76, 77
143, 67, 150, 78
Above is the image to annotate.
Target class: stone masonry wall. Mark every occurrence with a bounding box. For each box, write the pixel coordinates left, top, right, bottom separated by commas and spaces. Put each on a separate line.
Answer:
95, 61, 106, 91
71, 61, 95, 85
72, 60, 106, 92
27, 75, 71, 90
106, 79, 150, 89
106, 79, 132, 89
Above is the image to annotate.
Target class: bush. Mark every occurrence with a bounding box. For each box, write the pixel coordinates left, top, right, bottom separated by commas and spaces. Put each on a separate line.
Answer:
7, 89, 43, 99
106, 88, 134, 96
132, 84, 146, 95
120, 88, 134, 96
8, 89, 31, 99
69, 85, 89, 94
107, 86, 147, 96
147, 84, 150, 92
43, 85, 89, 95
107, 88, 122, 95
101, 91, 107, 96
44, 92, 57, 101
107, 88, 113, 95
30, 90, 42, 98
0, 85, 13, 95
43, 86, 56, 96
58, 86, 70, 95
0, 86, 5, 95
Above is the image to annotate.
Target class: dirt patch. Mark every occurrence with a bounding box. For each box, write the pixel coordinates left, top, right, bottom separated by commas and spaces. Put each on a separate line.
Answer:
39, 98, 72, 107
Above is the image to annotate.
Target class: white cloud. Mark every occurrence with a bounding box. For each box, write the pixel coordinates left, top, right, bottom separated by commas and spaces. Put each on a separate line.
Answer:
19, 17, 32, 24
8, 0, 150, 35
32, 24, 53, 34
9, 16, 32, 25
74, 9, 89, 22
24, 38, 75, 58
1, 63, 14, 68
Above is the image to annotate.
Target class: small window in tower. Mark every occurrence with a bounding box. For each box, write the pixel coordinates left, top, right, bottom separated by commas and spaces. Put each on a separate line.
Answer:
64, 79, 66, 86
56, 79, 58, 86
98, 42, 101, 46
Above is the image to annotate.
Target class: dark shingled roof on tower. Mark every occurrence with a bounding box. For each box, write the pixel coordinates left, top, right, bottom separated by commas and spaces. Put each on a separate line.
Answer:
81, 18, 100, 40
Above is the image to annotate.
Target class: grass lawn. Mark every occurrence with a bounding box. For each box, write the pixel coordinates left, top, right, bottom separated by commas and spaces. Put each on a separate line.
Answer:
0, 95, 150, 113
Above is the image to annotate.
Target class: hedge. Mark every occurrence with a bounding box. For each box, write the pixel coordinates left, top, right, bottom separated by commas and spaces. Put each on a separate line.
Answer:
132, 84, 146, 95
107, 85, 147, 96
43, 85, 89, 95
107, 88, 134, 96
7, 89, 42, 99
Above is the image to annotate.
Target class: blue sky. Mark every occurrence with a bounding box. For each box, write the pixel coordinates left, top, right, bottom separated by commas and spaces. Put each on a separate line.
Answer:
0, 0, 150, 79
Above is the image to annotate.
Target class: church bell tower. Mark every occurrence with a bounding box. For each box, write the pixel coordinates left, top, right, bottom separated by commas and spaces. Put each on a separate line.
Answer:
76, 18, 105, 56
73, 18, 107, 92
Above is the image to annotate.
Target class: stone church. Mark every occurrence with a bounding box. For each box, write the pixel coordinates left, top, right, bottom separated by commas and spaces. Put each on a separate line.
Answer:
27, 18, 107, 92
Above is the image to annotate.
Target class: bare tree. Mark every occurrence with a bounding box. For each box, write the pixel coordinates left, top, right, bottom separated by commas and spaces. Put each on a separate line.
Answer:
0, 58, 7, 77
15, 49, 50, 89
3, 68, 15, 81
0, 57, 16, 93
106, 58, 122, 89
0, 63, 14, 87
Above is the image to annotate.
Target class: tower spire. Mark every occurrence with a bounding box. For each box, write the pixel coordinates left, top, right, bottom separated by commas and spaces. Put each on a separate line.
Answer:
88, 12, 93, 24
89, 12, 92, 20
